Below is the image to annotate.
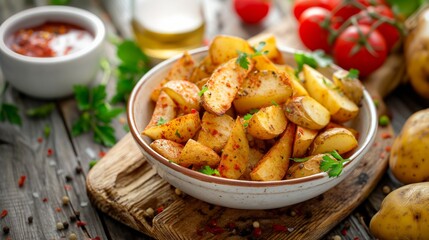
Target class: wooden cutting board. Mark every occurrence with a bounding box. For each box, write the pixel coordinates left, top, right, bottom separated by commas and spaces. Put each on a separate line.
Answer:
86, 6, 402, 239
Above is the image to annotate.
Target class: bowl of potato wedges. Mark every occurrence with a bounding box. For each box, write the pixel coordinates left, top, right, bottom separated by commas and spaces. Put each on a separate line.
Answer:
127, 35, 377, 209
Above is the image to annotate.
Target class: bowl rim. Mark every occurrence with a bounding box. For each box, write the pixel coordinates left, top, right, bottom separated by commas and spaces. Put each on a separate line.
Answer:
0, 5, 105, 63
128, 46, 378, 187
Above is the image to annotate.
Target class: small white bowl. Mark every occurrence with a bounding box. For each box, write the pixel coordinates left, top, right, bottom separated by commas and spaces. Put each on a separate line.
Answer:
0, 6, 105, 99
128, 47, 378, 209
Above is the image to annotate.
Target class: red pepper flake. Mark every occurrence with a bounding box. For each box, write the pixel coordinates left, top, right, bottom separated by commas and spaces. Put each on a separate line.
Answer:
385, 146, 391, 152
272, 224, 287, 232
203, 38, 210, 46
37, 137, 43, 143
354, 237, 360, 240
380, 152, 386, 159
208, 219, 217, 227
191, 109, 198, 114
226, 222, 236, 231
98, 151, 106, 158
47, 148, 53, 156
156, 206, 164, 214
1, 209, 8, 218
205, 226, 225, 235
64, 184, 72, 191
76, 221, 87, 228
55, 207, 62, 212
373, 142, 378, 147
42, 198, 48, 203
381, 133, 392, 139
18, 175, 27, 188
252, 227, 262, 237
92, 237, 101, 240
341, 228, 347, 236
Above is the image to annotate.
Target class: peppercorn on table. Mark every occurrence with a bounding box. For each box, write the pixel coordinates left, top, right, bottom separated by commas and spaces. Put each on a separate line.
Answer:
0, 1, 428, 240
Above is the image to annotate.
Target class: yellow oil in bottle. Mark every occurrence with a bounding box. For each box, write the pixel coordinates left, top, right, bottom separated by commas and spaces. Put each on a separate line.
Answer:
132, 0, 205, 59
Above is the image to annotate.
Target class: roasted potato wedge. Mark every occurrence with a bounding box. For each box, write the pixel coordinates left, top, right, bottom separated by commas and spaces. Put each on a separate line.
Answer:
248, 33, 284, 64
284, 96, 330, 130
195, 77, 209, 90
252, 55, 278, 71
162, 80, 200, 112
178, 139, 220, 168
286, 154, 325, 179
209, 35, 253, 65
201, 57, 253, 115
332, 70, 364, 105
292, 126, 318, 157
250, 122, 296, 181
324, 122, 359, 140
233, 70, 293, 114
142, 112, 201, 143
150, 139, 184, 163
240, 148, 264, 180
309, 127, 358, 155
145, 91, 177, 130
247, 105, 287, 140
303, 65, 359, 123
277, 65, 309, 97
218, 118, 250, 179
151, 51, 195, 101
197, 112, 235, 153
189, 55, 216, 83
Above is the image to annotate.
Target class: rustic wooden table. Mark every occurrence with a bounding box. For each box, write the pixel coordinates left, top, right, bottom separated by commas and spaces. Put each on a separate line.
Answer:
0, 0, 428, 240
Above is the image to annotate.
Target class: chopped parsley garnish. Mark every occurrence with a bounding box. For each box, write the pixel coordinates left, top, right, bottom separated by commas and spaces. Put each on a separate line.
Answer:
294, 50, 333, 74
199, 166, 220, 176
346, 69, 359, 79
290, 157, 309, 163
198, 85, 208, 97
44, 125, 51, 138
271, 100, 279, 106
236, 41, 269, 70
243, 113, 253, 121
26, 103, 55, 118
320, 150, 350, 178
157, 117, 167, 126
175, 130, 182, 138
0, 103, 21, 126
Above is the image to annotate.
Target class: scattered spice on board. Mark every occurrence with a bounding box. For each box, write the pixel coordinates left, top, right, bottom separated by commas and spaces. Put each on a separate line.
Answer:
65, 175, 73, 182
47, 148, 54, 156
69, 215, 77, 222
69, 233, 78, 240
18, 175, 26, 188
55, 207, 62, 212
341, 228, 347, 236
75, 166, 83, 174
252, 227, 262, 237
98, 151, 106, 158
272, 224, 287, 232
381, 133, 392, 139
385, 146, 391, 152
56, 222, 64, 230
42, 198, 48, 203
28, 216, 33, 224
76, 221, 86, 228
1, 209, 8, 218
156, 206, 164, 214
63, 222, 69, 230
37, 137, 43, 143
382, 185, 391, 195
62, 196, 70, 205
64, 184, 72, 191
2, 226, 10, 234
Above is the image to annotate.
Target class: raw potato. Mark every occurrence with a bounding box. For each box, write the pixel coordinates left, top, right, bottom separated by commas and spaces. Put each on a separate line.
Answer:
248, 33, 284, 64
145, 91, 177, 130
332, 70, 364, 105
370, 182, 429, 240
303, 65, 359, 123
162, 80, 201, 112
247, 105, 287, 140
284, 96, 330, 130
209, 35, 253, 65
218, 118, 250, 179
286, 154, 325, 179
292, 126, 318, 157
309, 127, 358, 155
201, 58, 253, 115
178, 139, 220, 168
277, 65, 309, 97
250, 122, 296, 181
233, 70, 293, 114
197, 112, 235, 153
240, 148, 265, 180
151, 51, 195, 101
142, 112, 201, 143
389, 109, 429, 184
150, 139, 183, 163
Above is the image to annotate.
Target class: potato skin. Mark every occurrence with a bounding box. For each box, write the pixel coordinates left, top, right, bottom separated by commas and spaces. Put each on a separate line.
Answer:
309, 127, 358, 155
150, 139, 183, 163
197, 112, 235, 153
284, 96, 330, 130
370, 182, 429, 240
162, 80, 201, 112
286, 154, 325, 179
247, 105, 287, 140
178, 139, 220, 168
145, 91, 177, 130
389, 109, 429, 184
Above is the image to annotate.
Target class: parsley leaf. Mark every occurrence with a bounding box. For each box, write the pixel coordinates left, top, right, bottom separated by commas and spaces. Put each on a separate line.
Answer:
243, 110, 258, 128
199, 166, 220, 176
236, 41, 269, 70
236, 52, 251, 70
243, 113, 253, 121
198, 85, 208, 97
157, 117, 167, 126
112, 40, 150, 104
320, 150, 350, 178
72, 85, 122, 147
0, 103, 22, 125
290, 157, 309, 163
44, 125, 51, 138
175, 130, 182, 138
294, 50, 333, 73
271, 100, 279, 106
26, 103, 55, 118
346, 69, 359, 79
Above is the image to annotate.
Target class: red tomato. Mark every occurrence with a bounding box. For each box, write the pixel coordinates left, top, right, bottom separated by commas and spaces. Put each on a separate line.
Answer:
298, 7, 333, 52
333, 25, 387, 77
358, 5, 400, 51
292, 0, 336, 20
233, 0, 271, 24
330, 0, 386, 23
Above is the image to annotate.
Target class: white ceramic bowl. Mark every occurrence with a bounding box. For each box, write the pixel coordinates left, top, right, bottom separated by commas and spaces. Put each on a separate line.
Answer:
0, 6, 105, 99
128, 47, 377, 209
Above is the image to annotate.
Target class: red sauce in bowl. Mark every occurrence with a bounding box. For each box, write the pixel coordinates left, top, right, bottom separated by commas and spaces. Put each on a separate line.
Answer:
7, 21, 93, 57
